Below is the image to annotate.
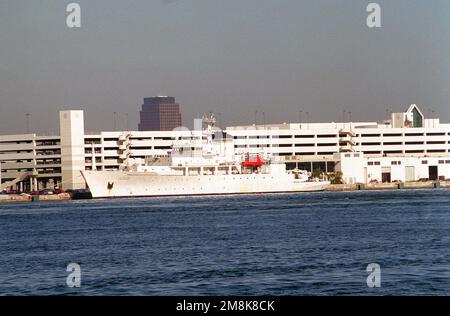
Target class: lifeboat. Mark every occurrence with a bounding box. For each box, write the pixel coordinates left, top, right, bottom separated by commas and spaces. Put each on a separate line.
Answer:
242, 155, 265, 167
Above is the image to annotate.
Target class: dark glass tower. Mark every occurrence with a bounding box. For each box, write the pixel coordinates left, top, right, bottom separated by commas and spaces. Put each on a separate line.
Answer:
138, 96, 182, 131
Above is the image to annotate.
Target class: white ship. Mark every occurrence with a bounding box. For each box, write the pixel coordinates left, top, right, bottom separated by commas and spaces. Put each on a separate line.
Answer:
81, 114, 330, 198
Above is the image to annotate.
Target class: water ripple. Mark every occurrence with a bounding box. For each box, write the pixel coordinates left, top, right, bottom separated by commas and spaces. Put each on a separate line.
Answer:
1, 190, 450, 295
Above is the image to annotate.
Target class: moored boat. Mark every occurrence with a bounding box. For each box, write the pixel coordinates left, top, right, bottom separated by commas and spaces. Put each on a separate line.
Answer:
82, 114, 330, 198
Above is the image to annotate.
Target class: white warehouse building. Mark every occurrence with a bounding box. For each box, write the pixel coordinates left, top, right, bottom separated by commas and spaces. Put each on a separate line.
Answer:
1, 104, 450, 191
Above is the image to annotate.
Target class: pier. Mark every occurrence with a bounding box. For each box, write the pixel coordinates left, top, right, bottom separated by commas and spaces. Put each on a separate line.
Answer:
1, 181, 449, 204
0, 193, 71, 204
326, 180, 450, 192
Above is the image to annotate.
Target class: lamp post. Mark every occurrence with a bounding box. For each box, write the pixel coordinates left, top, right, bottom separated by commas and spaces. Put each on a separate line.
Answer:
26, 113, 31, 133
348, 111, 352, 129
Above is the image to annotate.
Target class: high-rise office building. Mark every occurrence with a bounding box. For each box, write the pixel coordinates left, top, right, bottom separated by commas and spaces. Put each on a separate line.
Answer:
138, 96, 182, 131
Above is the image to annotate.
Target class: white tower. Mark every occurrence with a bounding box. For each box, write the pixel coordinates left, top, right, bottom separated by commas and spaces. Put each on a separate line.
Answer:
60, 110, 86, 190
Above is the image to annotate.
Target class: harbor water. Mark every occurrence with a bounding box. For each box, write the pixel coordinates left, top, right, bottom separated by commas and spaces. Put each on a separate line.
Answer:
0, 189, 449, 295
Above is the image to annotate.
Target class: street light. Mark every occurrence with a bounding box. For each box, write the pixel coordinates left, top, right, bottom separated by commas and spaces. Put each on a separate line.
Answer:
348, 111, 352, 129
25, 113, 31, 134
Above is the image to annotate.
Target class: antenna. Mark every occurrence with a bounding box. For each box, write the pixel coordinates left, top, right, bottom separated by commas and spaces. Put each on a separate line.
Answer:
348, 111, 352, 129
202, 113, 216, 126
217, 112, 222, 128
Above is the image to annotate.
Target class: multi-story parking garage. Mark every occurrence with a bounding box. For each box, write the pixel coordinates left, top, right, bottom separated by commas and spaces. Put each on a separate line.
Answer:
1, 104, 450, 191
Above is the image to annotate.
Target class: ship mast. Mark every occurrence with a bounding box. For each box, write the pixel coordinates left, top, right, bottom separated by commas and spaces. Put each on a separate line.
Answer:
202, 113, 216, 145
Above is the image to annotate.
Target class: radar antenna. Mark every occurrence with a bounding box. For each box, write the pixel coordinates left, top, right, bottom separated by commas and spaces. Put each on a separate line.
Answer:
202, 113, 216, 127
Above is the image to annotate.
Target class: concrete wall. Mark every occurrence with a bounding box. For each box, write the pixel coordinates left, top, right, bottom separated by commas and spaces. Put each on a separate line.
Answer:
334, 152, 366, 184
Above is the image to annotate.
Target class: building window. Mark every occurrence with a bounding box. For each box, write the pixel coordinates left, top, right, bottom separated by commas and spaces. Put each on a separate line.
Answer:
361, 134, 381, 137
427, 141, 445, 145
427, 149, 446, 153
422, 160, 428, 164
405, 133, 424, 137
295, 135, 314, 138
405, 141, 424, 145
317, 134, 337, 138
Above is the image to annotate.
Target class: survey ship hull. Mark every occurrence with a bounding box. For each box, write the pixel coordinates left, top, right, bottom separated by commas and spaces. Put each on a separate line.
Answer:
81, 170, 330, 199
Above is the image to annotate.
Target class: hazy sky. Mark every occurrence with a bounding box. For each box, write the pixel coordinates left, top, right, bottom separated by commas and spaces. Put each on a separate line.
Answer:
0, 0, 449, 134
